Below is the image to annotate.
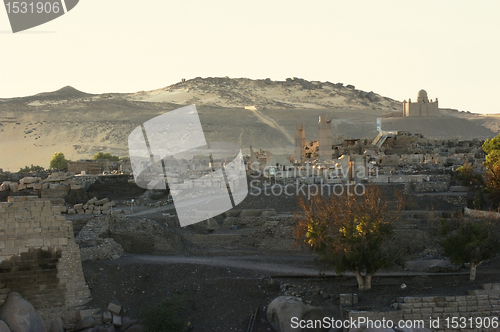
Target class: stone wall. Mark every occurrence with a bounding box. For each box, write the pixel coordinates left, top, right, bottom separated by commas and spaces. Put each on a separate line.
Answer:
347, 283, 500, 332
404, 181, 449, 193
464, 207, 500, 220
0, 196, 90, 309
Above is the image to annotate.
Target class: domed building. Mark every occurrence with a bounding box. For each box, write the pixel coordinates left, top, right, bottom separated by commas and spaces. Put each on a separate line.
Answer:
403, 89, 439, 117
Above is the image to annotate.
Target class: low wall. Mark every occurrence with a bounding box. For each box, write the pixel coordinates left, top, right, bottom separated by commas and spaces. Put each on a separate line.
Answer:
347, 283, 500, 332
464, 207, 500, 220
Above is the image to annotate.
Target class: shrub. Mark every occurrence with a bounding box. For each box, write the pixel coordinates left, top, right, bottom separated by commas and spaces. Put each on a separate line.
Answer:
93, 152, 120, 162
19, 164, 44, 173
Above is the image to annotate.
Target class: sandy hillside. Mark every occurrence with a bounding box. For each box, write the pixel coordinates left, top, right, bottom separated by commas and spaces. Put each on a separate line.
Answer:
0, 78, 499, 170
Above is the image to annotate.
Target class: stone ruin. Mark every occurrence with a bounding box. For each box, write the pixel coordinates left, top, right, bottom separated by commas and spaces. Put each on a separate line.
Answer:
0, 196, 90, 319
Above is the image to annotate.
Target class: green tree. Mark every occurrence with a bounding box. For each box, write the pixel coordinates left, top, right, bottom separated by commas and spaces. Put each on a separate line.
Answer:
483, 135, 500, 207
440, 219, 500, 281
19, 164, 44, 173
294, 186, 403, 290
93, 152, 120, 162
49, 152, 69, 170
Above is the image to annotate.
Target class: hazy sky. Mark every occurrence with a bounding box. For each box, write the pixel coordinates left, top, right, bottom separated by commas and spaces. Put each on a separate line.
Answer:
1, 0, 499, 114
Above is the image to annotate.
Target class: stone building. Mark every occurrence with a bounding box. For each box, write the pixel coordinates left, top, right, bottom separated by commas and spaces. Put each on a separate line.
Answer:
403, 90, 439, 117
68, 159, 110, 175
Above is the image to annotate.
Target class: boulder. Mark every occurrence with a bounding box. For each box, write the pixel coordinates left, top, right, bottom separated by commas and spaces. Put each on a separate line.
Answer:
0, 320, 11, 332
366, 91, 379, 102
0, 292, 46, 332
74, 317, 96, 331
267, 296, 326, 332
118, 317, 138, 332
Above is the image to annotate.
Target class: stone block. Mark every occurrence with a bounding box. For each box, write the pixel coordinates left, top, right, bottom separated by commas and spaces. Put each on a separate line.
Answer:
9, 183, 19, 193
102, 201, 116, 209
95, 198, 109, 206
107, 303, 121, 315
339, 293, 358, 306
87, 197, 98, 205
112, 315, 122, 327
102, 311, 112, 323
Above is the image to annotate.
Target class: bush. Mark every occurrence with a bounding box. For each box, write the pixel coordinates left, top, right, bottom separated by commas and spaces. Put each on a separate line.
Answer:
49, 152, 69, 170
19, 164, 44, 173
93, 152, 120, 161
142, 296, 188, 332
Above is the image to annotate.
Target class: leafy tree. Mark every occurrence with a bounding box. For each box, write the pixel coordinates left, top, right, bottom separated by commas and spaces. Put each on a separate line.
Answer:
49, 152, 69, 170
294, 186, 403, 290
19, 164, 44, 173
483, 135, 500, 207
440, 219, 500, 281
93, 152, 120, 162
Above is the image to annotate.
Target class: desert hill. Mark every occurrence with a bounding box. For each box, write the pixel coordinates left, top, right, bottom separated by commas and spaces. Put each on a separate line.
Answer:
0, 77, 499, 170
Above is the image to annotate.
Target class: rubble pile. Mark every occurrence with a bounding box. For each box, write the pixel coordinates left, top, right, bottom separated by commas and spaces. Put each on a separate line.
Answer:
69, 197, 117, 215
0, 172, 97, 198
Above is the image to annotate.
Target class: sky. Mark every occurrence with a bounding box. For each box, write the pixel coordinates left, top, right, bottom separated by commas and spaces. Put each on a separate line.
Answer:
1, 0, 499, 114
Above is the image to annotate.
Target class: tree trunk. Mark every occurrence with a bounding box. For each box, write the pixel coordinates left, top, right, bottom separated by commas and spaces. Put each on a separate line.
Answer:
470, 263, 477, 281
353, 271, 372, 290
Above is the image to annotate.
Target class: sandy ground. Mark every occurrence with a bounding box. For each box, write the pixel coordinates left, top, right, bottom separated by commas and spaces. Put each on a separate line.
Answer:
0, 78, 498, 170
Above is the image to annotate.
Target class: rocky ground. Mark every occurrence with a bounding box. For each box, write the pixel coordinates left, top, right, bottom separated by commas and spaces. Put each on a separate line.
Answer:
71, 179, 500, 332
81, 253, 500, 332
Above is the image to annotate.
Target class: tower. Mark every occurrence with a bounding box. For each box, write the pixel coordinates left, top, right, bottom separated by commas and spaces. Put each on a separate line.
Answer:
318, 116, 333, 161
294, 123, 305, 162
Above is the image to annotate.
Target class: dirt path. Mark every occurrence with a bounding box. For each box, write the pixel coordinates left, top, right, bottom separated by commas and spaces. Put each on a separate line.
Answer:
117, 254, 470, 278
247, 107, 294, 144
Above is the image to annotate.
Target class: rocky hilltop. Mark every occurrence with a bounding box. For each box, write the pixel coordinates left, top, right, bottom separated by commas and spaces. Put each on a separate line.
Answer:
0, 77, 498, 170
128, 76, 401, 111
